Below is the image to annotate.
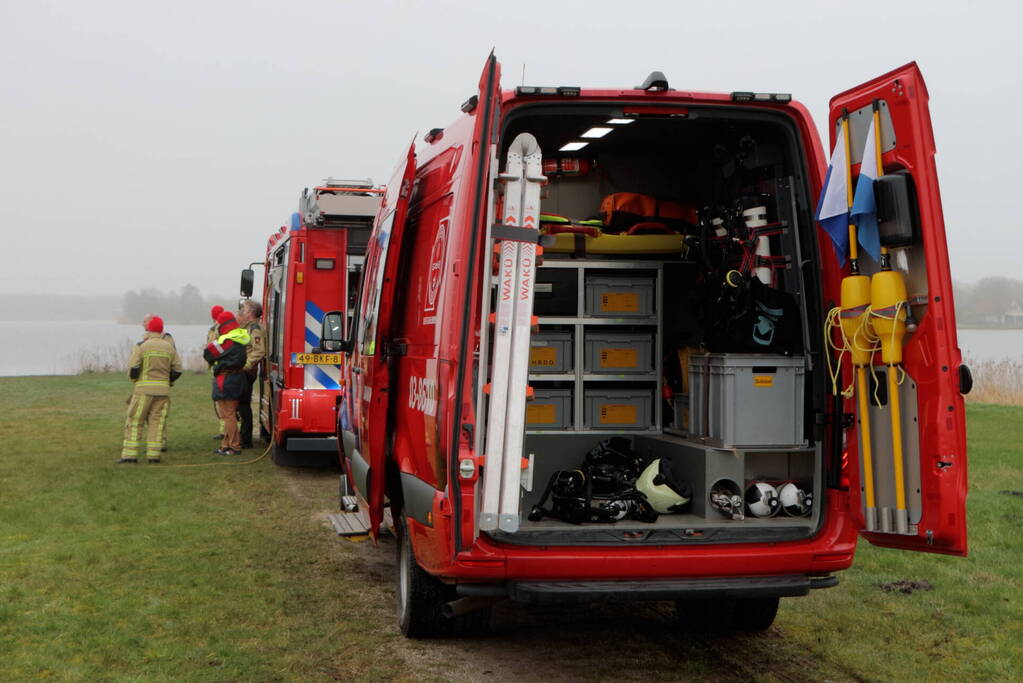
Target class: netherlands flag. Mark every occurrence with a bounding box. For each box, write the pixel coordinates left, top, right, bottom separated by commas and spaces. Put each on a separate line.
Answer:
815, 124, 850, 265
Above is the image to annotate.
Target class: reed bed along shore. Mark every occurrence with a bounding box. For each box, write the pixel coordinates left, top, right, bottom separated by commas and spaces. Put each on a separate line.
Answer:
961, 356, 1023, 406
71, 339, 207, 375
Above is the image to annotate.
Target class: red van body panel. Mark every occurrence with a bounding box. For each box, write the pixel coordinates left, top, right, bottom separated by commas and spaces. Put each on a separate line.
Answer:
340, 57, 967, 595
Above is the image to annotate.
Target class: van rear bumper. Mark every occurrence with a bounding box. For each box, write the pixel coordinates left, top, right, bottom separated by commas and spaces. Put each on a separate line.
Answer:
464, 574, 838, 604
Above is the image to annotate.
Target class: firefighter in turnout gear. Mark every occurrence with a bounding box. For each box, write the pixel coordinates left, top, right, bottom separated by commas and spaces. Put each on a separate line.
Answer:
142, 312, 176, 452
236, 299, 265, 449
119, 316, 182, 463
204, 310, 250, 455
206, 305, 226, 439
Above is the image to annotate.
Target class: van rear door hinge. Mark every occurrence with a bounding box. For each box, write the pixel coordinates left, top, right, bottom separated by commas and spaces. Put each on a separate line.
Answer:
385, 341, 408, 358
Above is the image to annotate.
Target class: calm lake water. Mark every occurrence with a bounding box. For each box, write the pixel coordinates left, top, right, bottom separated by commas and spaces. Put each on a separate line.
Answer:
0, 321, 212, 376
0, 321, 1016, 376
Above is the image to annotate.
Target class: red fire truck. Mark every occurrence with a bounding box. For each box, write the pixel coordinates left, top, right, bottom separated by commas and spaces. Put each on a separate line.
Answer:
243, 179, 382, 465
320, 56, 969, 636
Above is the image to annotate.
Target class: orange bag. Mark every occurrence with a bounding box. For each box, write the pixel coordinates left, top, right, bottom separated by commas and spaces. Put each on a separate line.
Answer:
599, 193, 697, 233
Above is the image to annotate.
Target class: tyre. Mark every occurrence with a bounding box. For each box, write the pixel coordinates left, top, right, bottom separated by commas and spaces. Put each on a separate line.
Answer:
271, 442, 301, 467
731, 596, 779, 631
395, 515, 453, 638
675, 598, 736, 631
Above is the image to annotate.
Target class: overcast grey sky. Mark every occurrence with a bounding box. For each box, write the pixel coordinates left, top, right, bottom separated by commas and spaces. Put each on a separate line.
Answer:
1, 0, 1017, 297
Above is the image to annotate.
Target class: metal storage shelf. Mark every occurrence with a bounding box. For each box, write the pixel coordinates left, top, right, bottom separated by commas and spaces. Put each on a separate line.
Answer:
537, 316, 658, 326
527, 260, 666, 433
530, 373, 659, 382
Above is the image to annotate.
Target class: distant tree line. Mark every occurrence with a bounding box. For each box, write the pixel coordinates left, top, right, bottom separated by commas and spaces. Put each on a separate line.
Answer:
953, 277, 1023, 327
121, 285, 233, 324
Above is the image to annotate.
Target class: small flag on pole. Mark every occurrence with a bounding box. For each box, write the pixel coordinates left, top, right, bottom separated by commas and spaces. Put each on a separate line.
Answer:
815, 124, 850, 265
851, 117, 882, 261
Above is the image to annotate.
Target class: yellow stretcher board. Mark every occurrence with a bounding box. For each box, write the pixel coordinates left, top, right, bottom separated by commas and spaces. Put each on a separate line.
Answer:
545, 231, 684, 255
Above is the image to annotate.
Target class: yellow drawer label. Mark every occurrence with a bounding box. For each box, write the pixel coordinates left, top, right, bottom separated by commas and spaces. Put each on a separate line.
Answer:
754, 375, 774, 387
600, 292, 639, 313
527, 403, 557, 424
600, 348, 638, 368
600, 404, 638, 424
529, 346, 558, 368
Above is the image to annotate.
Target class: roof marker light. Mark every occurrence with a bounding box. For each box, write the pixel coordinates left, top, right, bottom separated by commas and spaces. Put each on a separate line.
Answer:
580, 127, 613, 139
559, 141, 589, 152
606, 118, 635, 125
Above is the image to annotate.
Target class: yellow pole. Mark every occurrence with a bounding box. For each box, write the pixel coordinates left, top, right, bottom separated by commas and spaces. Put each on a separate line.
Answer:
873, 103, 890, 260
856, 366, 877, 516
842, 114, 859, 270
869, 98, 910, 534
839, 110, 879, 530
888, 364, 907, 514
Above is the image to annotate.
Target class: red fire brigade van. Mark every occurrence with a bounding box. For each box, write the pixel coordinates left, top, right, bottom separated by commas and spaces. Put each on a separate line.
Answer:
320, 56, 969, 636
243, 179, 382, 465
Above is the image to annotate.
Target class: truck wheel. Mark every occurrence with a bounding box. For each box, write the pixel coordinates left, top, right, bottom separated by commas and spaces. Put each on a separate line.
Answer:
396, 516, 452, 638
271, 442, 300, 467
675, 598, 735, 631
731, 597, 779, 631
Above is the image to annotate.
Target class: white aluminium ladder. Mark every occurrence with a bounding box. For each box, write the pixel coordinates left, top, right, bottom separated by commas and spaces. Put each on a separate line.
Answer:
479, 133, 545, 533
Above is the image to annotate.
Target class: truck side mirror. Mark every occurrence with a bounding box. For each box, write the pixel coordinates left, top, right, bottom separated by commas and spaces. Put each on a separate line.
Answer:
320, 311, 352, 353
240, 269, 255, 298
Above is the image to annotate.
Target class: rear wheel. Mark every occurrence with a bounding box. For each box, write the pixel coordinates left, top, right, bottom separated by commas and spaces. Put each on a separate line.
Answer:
675, 598, 735, 632
396, 515, 453, 638
731, 596, 779, 631
675, 596, 779, 632
395, 515, 492, 638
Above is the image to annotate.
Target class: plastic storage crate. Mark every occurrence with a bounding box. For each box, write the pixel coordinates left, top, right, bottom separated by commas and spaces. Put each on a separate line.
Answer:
584, 387, 653, 430
534, 268, 578, 316
688, 354, 711, 437
526, 387, 573, 430
529, 331, 573, 374
583, 331, 654, 374
690, 354, 806, 448
584, 275, 655, 317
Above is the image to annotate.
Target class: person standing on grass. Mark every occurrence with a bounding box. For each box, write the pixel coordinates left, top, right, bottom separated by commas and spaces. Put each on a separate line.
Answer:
204, 310, 250, 456
143, 312, 177, 451
119, 315, 182, 464
206, 304, 225, 440
235, 299, 265, 449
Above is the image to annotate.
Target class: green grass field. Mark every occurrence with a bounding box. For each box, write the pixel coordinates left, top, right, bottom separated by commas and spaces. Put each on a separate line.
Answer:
0, 374, 1020, 681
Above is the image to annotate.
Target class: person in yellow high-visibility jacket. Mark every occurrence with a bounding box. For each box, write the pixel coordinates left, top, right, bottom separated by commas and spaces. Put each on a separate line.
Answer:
119, 316, 182, 464
206, 305, 226, 439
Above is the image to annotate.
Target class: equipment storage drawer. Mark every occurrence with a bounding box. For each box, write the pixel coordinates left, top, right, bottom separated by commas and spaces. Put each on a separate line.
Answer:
530, 330, 573, 374
534, 268, 578, 316
584, 275, 654, 317
584, 388, 653, 430
527, 388, 573, 431
703, 354, 806, 448
583, 331, 654, 374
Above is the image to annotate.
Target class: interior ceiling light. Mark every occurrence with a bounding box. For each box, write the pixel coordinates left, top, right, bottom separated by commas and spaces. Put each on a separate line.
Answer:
580, 127, 613, 139
559, 141, 589, 152
606, 118, 635, 125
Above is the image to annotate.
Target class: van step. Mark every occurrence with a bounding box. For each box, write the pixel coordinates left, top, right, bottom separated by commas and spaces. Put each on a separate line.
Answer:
327, 511, 369, 536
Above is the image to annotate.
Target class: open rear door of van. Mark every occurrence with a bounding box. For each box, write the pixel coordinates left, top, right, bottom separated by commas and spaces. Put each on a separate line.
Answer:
351, 142, 417, 539
829, 63, 968, 555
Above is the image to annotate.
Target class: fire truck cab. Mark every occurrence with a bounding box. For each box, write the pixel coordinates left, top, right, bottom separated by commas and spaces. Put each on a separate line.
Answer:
322, 56, 969, 636
246, 179, 382, 465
